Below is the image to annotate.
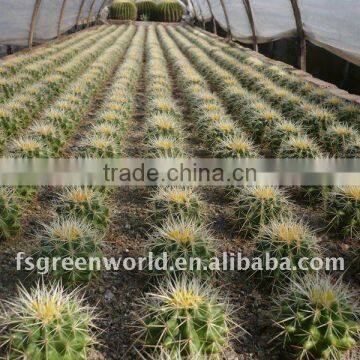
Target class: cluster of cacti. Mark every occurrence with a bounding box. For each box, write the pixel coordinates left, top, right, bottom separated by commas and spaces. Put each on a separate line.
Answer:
37, 218, 103, 283
275, 275, 359, 359
233, 186, 291, 236
325, 186, 360, 237
157, 0, 184, 22
0, 187, 20, 241
145, 25, 187, 158
110, 0, 137, 20
254, 217, 319, 283
138, 277, 232, 357
1, 282, 96, 359
136, 0, 157, 20
148, 216, 215, 277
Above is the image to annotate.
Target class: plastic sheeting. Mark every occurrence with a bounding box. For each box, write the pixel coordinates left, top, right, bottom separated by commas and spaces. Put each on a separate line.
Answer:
192, 0, 360, 66
0, 0, 111, 46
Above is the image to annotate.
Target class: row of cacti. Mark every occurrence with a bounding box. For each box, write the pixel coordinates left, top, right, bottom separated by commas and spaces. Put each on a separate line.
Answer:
0, 26, 119, 151
109, 0, 183, 22
169, 29, 360, 158
175, 26, 360, 157
187, 26, 360, 127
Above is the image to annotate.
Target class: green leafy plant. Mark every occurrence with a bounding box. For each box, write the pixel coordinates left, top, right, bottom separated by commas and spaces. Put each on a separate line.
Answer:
275, 274, 359, 359
0, 282, 97, 359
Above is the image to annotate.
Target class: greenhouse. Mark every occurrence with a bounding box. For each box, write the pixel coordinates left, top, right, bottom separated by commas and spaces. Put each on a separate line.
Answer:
0, 0, 359, 359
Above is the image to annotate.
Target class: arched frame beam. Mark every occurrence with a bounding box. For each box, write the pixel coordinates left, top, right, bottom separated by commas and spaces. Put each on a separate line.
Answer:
87, 0, 98, 26
57, 0, 68, 38
218, 0, 232, 40
289, 0, 306, 71
242, 0, 258, 51
96, 0, 108, 20
28, 0, 42, 48
205, 0, 217, 34
76, 0, 87, 27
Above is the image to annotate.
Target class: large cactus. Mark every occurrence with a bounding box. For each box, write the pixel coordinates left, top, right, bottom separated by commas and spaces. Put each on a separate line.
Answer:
275, 275, 359, 359
157, 0, 184, 22
138, 277, 232, 357
1, 282, 96, 359
110, 0, 137, 20
136, 0, 156, 20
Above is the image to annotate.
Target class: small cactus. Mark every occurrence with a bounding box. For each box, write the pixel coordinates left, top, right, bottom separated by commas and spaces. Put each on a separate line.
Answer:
321, 124, 358, 156
302, 106, 336, 137
157, 0, 184, 22
344, 137, 360, 158
0, 282, 96, 359
138, 277, 232, 357
37, 218, 102, 283
216, 133, 258, 158
81, 134, 118, 157
148, 135, 185, 157
12, 137, 44, 158
279, 135, 322, 158
233, 186, 291, 236
109, 0, 137, 20
275, 274, 359, 359
0, 188, 20, 241
325, 186, 360, 237
56, 188, 110, 229
148, 216, 215, 277
254, 217, 319, 283
150, 186, 204, 223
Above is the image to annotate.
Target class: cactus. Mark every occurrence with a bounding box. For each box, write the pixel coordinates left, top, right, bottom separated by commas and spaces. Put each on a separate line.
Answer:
1, 282, 96, 359
325, 186, 360, 237
109, 0, 137, 20
217, 133, 258, 158
321, 124, 358, 156
56, 187, 110, 229
275, 274, 359, 359
263, 120, 302, 154
157, 0, 184, 22
301, 106, 336, 137
150, 186, 204, 223
0, 188, 20, 241
138, 277, 232, 357
147, 113, 181, 137
38, 218, 102, 283
233, 187, 291, 236
279, 135, 322, 158
339, 104, 360, 125
11, 137, 44, 158
345, 137, 360, 158
148, 135, 185, 157
82, 134, 118, 157
254, 217, 319, 283
30, 122, 64, 155
136, 0, 156, 20
148, 216, 215, 277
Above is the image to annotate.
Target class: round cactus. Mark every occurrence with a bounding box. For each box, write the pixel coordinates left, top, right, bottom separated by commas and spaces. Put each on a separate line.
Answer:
148, 216, 215, 278
138, 277, 232, 357
56, 187, 110, 229
301, 106, 336, 137
325, 186, 360, 237
11, 137, 44, 158
147, 113, 181, 137
254, 217, 319, 283
136, 0, 156, 20
279, 135, 322, 158
321, 124, 358, 157
82, 134, 118, 157
344, 137, 360, 158
217, 133, 259, 158
275, 274, 359, 359
109, 0, 137, 20
233, 186, 291, 236
157, 0, 184, 22
0, 188, 20, 241
150, 186, 204, 223
148, 135, 185, 157
38, 218, 103, 283
1, 282, 96, 359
